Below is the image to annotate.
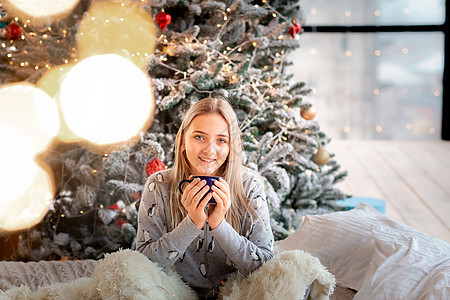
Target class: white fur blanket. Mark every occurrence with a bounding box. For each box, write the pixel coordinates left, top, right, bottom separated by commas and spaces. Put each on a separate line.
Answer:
0, 249, 335, 300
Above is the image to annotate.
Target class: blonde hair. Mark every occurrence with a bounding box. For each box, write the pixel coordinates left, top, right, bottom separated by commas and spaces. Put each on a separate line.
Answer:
169, 97, 256, 233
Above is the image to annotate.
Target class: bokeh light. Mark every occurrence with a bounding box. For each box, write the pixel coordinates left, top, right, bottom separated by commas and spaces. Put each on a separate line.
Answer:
59, 54, 154, 146
77, 0, 156, 69
37, 64, 81, 142
0, 83, 59, 231
0, 127, 37, 204
2, 0, 80, 29
0, 83, 60, 153
0, 159, 54, 231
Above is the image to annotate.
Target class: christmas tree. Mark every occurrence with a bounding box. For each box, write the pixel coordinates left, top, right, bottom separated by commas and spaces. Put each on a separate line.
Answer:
0, 0, 347, 261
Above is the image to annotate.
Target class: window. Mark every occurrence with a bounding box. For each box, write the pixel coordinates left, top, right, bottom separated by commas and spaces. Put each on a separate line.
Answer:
289, 0, 446, 139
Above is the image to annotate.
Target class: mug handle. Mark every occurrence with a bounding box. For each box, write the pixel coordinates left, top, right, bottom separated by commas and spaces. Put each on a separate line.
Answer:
178, 179, 193, 194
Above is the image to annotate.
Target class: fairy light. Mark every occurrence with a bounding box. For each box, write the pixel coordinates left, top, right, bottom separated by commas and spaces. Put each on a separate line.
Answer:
374, 10, 381, 16
433, 90, 440, 96
429, 128, 435, 134
345, 50, 352, 56
310, 48, 317, 55
344, 126, 350, 133
406, 123, 412, 130
373, 89, 380, 95
402, 48, 408, 54
310, 8, 317, 15
374, 50, 381, 56
345, 11, 351, 17
403, 8, 410, 14
376, 125, 383, 132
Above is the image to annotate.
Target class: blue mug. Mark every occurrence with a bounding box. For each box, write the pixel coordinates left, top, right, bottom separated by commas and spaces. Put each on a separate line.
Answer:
178, 176, 220, 204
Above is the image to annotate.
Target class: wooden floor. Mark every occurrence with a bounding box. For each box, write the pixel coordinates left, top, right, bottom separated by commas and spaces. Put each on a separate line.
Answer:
329, 140, 450, 243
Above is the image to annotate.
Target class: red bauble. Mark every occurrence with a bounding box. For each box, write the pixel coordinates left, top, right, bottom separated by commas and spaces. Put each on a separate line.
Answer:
155, 12, 171, 31
5, 23, 22, 40
288, 22, 302, 39
145, 158, 166, 176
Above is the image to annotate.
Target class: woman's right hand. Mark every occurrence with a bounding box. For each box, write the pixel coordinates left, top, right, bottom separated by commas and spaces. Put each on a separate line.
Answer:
180, 177, 213, 229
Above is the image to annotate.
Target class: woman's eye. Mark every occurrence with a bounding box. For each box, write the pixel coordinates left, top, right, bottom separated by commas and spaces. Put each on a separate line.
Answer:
195, 135, 204, 140
218, 139, 228, 144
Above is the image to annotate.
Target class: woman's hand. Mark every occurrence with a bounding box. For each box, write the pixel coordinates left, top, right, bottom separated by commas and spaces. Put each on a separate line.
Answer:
181, 177, 213, 229
207, 178, 231, 229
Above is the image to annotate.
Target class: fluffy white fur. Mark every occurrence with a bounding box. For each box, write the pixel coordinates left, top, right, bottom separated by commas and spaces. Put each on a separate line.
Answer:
218, 250, 335, 300
93, 249, 196, 300
0, 249, 334, 300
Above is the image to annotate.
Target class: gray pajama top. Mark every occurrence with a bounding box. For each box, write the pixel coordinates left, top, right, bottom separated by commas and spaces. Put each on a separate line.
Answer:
136, 168, 274, 298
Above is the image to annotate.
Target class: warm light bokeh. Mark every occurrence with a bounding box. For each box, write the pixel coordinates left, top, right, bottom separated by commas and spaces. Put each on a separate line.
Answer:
2, 0, 80, 30
0, 83, 59, 231
0, 83, 60, 153
59, 54, 154, 146
77, 0, 156, 69
37, 64, 81, 142
0, 127, 37, 204
0, 161, 54, 231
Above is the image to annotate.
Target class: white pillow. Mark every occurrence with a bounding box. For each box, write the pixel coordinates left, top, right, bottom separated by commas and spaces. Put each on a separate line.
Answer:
354, 224, 450, 300
274, 203, 388, 290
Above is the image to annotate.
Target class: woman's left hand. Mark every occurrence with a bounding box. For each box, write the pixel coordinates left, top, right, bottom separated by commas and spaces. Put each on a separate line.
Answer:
207, 178, 231, 229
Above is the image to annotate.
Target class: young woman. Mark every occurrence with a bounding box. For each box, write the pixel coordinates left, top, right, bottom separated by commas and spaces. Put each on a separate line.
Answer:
136, 97, 274, 299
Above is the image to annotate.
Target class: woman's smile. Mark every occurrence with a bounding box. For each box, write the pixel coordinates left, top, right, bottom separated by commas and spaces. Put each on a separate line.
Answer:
183, 113, 230, 176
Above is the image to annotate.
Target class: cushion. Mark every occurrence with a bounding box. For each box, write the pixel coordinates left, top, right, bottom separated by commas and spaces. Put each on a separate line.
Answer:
274, 203, 385, 290
354, 224, 450, 299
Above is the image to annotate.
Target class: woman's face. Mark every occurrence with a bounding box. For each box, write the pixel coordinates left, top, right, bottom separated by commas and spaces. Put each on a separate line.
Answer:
182, 113, 230, 176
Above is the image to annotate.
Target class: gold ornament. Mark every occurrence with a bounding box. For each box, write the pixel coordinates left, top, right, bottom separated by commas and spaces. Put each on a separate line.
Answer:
301, 105, 317, 120
312, 145, 329, 166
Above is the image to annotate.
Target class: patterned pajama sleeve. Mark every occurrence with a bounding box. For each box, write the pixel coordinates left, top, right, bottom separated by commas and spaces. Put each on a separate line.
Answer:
136, 176, 202, 270
210, 175, 274, 276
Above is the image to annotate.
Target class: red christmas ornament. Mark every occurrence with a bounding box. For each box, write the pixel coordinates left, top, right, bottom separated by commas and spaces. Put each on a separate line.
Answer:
115, 218, 127, 227
145, 158, 166, 176
5, 23, 22, 40
155, 11, 171, 31
288, 22, 302, 39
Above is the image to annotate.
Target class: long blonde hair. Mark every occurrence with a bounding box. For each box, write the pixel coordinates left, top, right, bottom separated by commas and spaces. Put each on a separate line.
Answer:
169, 97, 255, 233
